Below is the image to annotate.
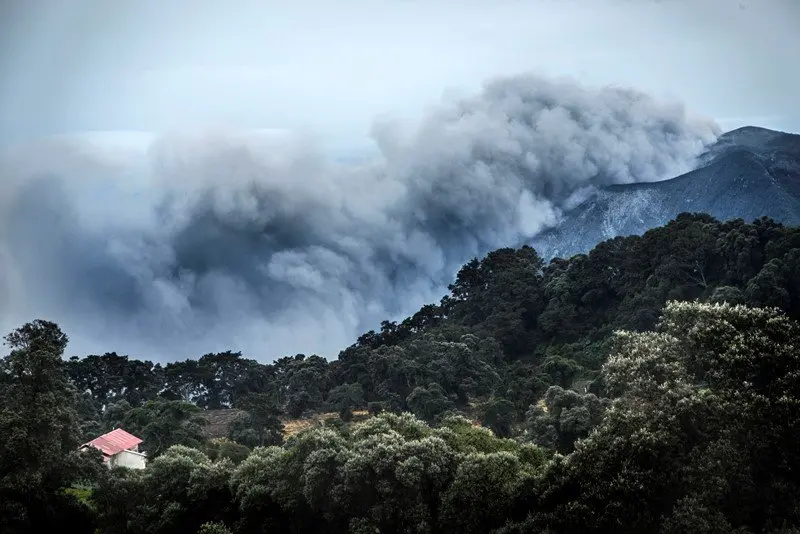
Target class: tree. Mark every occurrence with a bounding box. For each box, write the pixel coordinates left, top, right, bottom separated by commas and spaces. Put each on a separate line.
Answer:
327, 383, 365, 421
406, 383, 455, 423
66, 353, 162, 408
440, 452, 532, 533
528, 302, 800, 532
228, 393, 284, 447
0, 320, 96, 533
198, 522, 233, 534
115, 399, 208, 457
274, 354, 329, 416
205, 438, 251, 465
481, 397, 517, 438
524, 385, 609, 453
94, 446, 235, 534
706, 285, 745, 305
745, 258, 790, 308
193, 351, 275, 409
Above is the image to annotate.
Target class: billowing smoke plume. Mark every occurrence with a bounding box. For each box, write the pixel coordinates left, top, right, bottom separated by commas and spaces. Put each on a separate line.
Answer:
0, 74, 720, 361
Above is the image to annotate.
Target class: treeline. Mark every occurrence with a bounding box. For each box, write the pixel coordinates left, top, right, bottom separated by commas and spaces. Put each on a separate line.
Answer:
3, 213, 800, 532
3, 302, 800, 532
67, 213, 800, 439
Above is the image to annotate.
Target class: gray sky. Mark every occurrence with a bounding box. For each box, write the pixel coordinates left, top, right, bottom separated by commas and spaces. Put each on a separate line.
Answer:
0, 0, 799, 361
0, 0, 798, 151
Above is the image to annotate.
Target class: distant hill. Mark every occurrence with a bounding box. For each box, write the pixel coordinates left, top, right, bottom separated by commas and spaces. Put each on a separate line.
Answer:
533, 126, 800, 259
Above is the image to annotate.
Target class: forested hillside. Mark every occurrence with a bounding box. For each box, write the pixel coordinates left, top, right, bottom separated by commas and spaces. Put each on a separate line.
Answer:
3, 212, 800, 533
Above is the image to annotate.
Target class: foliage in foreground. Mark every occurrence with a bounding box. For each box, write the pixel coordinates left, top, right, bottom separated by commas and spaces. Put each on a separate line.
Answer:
510, 301, 800, 533
93, 412, 546, 534
4, 298, 800, 533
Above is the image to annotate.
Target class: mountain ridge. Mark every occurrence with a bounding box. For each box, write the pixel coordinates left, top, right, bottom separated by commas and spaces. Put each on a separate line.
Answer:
533, 126, 800, 259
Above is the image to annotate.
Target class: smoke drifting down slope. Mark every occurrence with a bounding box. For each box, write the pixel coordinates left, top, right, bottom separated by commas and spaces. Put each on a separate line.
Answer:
0, 74, 720, 361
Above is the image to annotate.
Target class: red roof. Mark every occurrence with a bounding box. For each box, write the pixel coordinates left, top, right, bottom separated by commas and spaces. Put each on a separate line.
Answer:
84, 428, 143, 456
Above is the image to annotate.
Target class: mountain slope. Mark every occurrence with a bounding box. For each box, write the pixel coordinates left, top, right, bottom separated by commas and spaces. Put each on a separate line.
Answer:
533, 126, 800, 259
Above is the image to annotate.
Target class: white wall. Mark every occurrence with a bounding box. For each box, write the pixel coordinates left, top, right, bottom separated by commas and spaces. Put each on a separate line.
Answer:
110, 449, 147, 470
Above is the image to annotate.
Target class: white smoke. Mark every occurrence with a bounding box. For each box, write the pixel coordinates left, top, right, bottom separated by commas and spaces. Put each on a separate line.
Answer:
0, 73, 720, 361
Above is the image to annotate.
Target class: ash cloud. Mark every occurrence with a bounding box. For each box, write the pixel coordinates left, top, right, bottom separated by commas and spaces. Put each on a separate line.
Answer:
0, 74, 720, 361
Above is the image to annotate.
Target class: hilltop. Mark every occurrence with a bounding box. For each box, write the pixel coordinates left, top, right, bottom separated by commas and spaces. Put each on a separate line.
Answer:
533, 126, 800, 259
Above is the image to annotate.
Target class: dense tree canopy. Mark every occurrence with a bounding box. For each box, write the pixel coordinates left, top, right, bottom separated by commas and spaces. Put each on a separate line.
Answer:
4, 214, 800, 532
513, 301, 800, 533
0, 321, 98, 533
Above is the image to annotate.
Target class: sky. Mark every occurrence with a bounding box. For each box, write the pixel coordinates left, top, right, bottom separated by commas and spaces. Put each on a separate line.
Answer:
0, 0, 798, 148
0, 0, 798, 361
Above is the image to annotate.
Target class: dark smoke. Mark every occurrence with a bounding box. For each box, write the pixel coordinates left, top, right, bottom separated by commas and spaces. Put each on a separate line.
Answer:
0, 74, 720, 361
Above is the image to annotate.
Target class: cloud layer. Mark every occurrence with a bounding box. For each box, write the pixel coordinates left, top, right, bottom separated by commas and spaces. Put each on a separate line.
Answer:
0, 74, 720, 361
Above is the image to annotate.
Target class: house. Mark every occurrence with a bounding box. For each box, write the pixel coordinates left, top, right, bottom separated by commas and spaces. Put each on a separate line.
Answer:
81, 428, 147, 469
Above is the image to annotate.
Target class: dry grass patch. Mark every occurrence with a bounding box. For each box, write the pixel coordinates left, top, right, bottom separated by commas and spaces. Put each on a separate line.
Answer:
282, 412, 338, 437
204, 408, 378, 441
282, 410, 372, 437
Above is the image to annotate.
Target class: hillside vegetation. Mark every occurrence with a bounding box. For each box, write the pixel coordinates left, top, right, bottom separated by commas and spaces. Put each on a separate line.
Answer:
2, 213, 800, 533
